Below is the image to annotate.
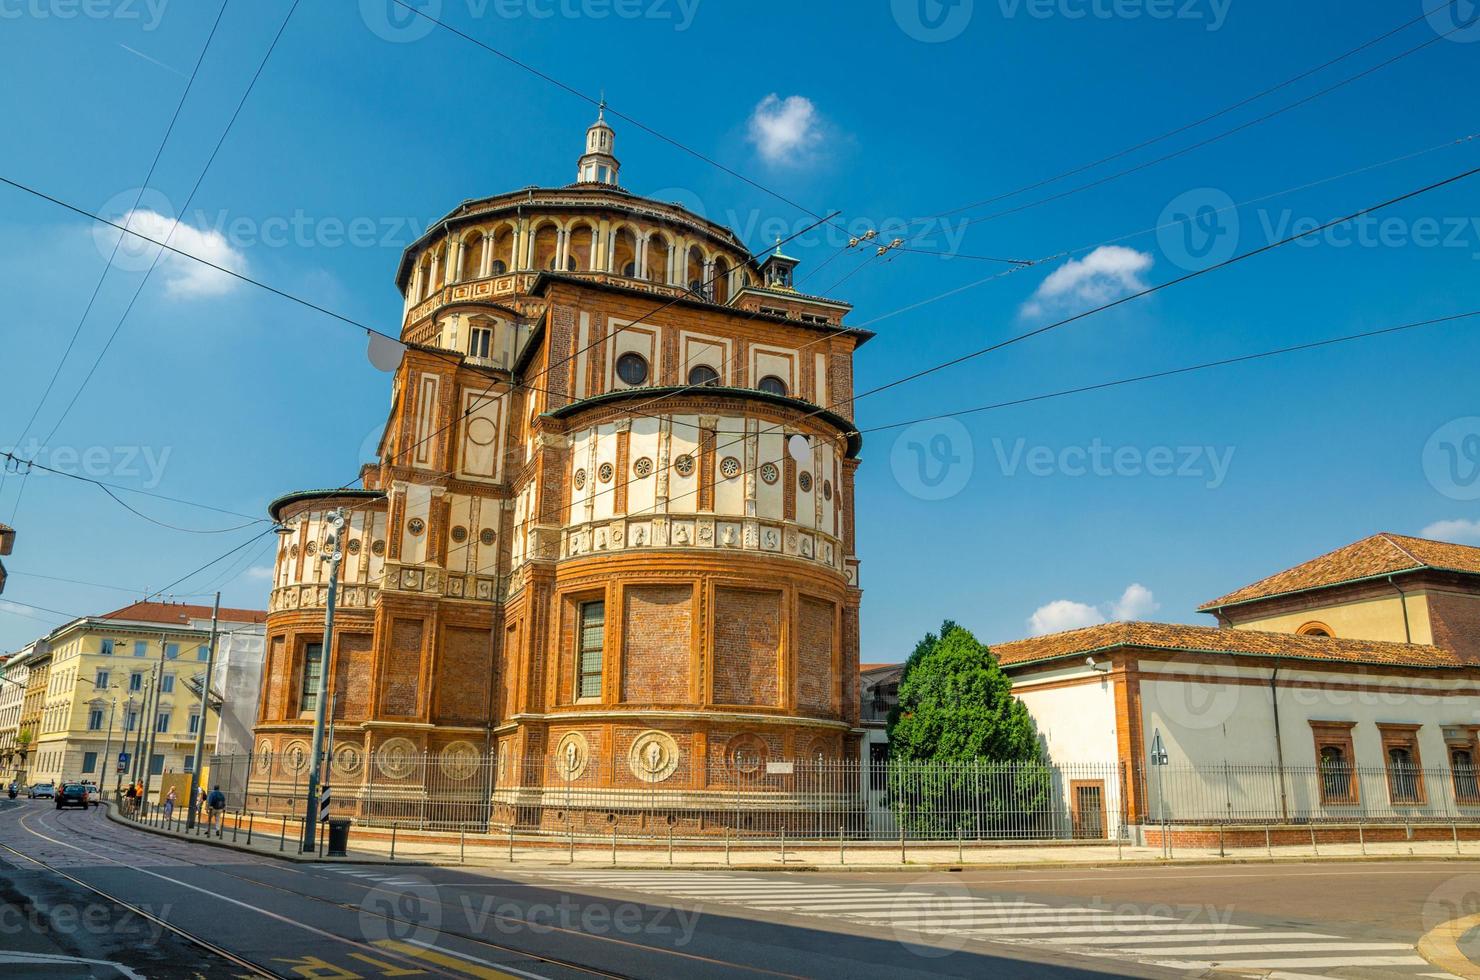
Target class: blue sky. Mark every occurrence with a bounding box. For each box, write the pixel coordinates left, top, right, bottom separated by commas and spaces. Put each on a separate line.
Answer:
2, 0, 1478, 660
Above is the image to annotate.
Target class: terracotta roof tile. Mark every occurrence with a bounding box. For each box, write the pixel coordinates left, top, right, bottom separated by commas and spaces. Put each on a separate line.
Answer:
1199, 533, 1480, 610
100, 601, 266, 626
859, 663, 901, 673
993, 620, 1465, 670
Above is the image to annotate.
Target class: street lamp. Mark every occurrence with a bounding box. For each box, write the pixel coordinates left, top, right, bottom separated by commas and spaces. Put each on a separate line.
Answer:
90, 678, 121, 803
301, 509, 345, 852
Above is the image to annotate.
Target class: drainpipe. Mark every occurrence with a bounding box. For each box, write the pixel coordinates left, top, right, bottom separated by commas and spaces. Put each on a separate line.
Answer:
1388, 576, 1412, 643
1269, 662, 1288, 823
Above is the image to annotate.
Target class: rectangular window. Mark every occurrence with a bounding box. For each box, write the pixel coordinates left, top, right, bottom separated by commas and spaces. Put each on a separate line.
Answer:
469, 325, 493, 359
133, 640, 147, 657
1311, 721, 1358, 805
197, 646, 210, 662
576, 600, 604, 700
149, 753, 164, 776
87, 709, 104, 731
161, 674, 175, 694
95, 669, 110, 690
82, 751, 98, 773
129, 672, 143, 693
1379, 724, 1425, 805
155, 712, 170, 734
300, 642, 324, 713
164, 643, 180, 660
100, 639, 114, 656
188, 713, 200, 735
124, 709, 138, 733
183, 754, 195, 773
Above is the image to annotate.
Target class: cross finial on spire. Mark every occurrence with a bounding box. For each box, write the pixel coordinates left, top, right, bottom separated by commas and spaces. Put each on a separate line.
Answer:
774, 235, 782, 255
597, 90, 606, 122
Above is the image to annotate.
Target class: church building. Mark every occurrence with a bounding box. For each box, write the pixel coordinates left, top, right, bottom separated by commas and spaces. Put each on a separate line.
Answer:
251, 110, 870, 830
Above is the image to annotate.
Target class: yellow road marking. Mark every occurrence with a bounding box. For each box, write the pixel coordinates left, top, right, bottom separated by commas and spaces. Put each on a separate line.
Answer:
371, 941, 535, 980
1417, 912, 1480, 979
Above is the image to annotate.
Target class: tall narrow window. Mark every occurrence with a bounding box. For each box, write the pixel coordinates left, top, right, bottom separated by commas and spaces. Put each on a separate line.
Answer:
1387, 746, 1420, 804
133, 641, 147, 657
188, 713, 201, 735
87, 709, 104, 731
100, 639, 114, 655
164, 643, 180, 660
576, 601, 604, 700
469, 325, 494, 359
160, 674, 175, 694
300, 642, 324, 713
129, 672, 143, 693
1452, 746, 1479, 804
155, 712, 171, 734
95, 669, 109, 689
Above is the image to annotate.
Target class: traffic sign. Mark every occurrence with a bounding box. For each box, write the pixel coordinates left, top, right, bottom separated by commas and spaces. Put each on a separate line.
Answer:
319, 785, 331, 822
1149, 730, 1169, 766
116, 752, 130, 773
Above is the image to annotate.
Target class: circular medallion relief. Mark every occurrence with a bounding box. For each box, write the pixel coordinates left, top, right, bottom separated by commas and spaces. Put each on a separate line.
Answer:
347, 538, 362, 554
371, 539, 386, 556
673, 454, 695, 477
289, 544, 299, 559
633, 456, 653, 478
628, 730, 680, 783
282, 740, 309, 775
554, 731, 591, 781
573, 468, 587, 490
726, 733, 768, 775
759, 462, 779, 485
598, 462, 614, 484
305, 540, 317, 556
798, 472, 813, 493
254, 740, 274, 773
331, 742, 363, 777
719, 456, 741, 479
450, 525, 468, 543
438, 741, 480, 781
467, 416, 497, 446
823, 480, 833, 500
479, 528, 496, 546
376, 737, 419, 779
407, 518, 425, 536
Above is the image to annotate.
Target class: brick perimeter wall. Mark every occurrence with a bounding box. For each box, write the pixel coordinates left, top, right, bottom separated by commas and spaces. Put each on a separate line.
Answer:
621, 585, 692, 704
713, 587, 781, 706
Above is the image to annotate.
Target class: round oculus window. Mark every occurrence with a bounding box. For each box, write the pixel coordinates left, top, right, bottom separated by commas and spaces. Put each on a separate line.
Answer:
719, 456, 741, 479
573, 468, 587, 490
480, 528, 496, 546
673, 454, 695, 477
450, 526, 468, 543
371, 540, 386, 556
598, 462, 614, 483
407, 518, 426, 536
798, 472, 813, 493
633, 457, 653, 478
759, 462, 779, 485
615, 352, 649, 386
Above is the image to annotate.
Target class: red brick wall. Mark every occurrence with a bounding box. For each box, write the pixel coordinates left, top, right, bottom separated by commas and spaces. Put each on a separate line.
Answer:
1428, 590, 1480, 663
437, 626, 492, 725
621, 585, 692, 704
795, 596, 834, 713
333, 632, 374, 720
380, 618, 423, 716
713, 587, 780, 706
263, 635, 286, 720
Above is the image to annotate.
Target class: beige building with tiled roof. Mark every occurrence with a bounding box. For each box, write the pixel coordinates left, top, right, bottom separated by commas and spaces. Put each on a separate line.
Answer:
953, 533, 1480, 837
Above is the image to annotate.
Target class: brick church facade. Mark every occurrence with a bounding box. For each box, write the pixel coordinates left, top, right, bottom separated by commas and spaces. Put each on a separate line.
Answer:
251, 109, 869, 827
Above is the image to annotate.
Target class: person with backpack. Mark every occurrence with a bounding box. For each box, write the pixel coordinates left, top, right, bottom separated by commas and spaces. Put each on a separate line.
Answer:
206, 785, 227, 835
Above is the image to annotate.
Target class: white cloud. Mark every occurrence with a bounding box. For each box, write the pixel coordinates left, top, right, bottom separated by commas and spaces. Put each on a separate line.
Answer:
1027, 583, 1159, 636
1108, 582, 1159, 620
116, 208, 246, 298
1422, 518, 1480, 544
1028, 599, 1104, 636
244, 565, 274, 582
1021, 245, 1153, 317
747, 94, 823, 166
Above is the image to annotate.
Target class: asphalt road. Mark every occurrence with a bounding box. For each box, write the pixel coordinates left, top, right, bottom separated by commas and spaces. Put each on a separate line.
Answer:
0, 798, 1169, 979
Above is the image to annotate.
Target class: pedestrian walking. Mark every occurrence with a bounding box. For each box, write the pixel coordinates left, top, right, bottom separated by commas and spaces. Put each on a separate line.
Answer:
206, 785, 227, 836
163, 787, 176, 823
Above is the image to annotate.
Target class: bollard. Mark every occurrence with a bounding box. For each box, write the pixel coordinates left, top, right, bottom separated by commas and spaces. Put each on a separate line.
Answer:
1218, 823, 1225, 859
668, 826, 674, 866
780, 826, 786, 865
390, 823, 398, 861
508, 825, 514, 863
899, 822, 906, 865
460, 829, 466, 865
280, 814, 288, 852
1265, 825, 1272, 858
1358, 820, 1366, 855
839, 825, 845, 866
724, 828, 730, 866
247, 815, 254, 846
957, 825, 963, 865
1455, 821, 1462, 855
1310, 825, 1318, 857
232, 812, 240, 843
611, 826, 617, 866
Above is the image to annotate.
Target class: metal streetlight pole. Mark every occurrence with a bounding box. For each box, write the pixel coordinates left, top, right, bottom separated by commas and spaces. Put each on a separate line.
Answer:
97, 694, 117, 801
186, 593, 220, 830
130, 675, 153, 787
301, 509, 345, 852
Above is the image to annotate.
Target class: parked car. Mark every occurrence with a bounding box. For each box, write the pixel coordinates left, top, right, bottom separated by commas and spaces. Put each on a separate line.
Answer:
81, 782, 100, 807
27, 783, 53, 800
55, 783, 88, 811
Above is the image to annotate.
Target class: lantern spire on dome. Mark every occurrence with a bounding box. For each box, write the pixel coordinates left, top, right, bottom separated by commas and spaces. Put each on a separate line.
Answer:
577, 96, 620, 186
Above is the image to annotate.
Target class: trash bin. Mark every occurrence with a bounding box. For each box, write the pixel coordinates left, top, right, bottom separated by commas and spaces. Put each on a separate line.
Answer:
326, 818, 352, 857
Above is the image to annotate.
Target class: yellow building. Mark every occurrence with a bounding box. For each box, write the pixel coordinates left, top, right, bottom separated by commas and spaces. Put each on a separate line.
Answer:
29, 601, 266, 789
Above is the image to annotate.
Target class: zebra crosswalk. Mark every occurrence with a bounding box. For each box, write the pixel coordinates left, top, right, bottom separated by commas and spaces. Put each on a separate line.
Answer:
521, 870, 1447, 978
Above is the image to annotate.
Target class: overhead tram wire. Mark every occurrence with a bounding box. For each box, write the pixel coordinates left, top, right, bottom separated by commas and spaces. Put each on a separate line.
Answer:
855, 130, 1480, 329
858, 311, 1480, 433
12, 0, 305, 531
0, 0, 232, 511
914, 0, 1459, 226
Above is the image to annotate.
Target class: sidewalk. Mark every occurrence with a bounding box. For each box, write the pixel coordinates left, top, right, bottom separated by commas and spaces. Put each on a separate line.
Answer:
104, 804, 1480, 870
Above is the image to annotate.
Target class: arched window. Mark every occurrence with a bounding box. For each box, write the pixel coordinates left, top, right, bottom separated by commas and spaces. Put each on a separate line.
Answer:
1453, 747, 1480, 803
686, 246, 705, 294
489, 227, 513, 274
646, 235, 670, 284
613, 228, 637, 277
567, 225, 594, 272
1297, 621, 1333, 637
460, 235, 484, 281
531, 225, 559, 272
615, 352, 649, 386
1387, 746, 1419, 803
1319, 745, 1350, 802
688, 364, 720, 387
712, 258, 731, 304
757, 375, 788, 397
